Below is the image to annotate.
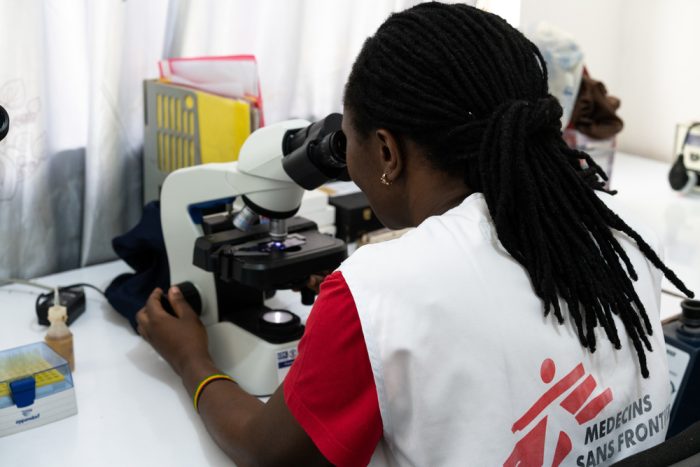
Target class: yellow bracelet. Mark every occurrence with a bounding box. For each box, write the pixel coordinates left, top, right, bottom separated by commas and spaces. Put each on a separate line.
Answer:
193, 373, 235, 412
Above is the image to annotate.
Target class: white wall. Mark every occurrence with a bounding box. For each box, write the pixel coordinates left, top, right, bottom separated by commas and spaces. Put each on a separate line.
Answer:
520, 0, 700, 162
477, 0, 521, 28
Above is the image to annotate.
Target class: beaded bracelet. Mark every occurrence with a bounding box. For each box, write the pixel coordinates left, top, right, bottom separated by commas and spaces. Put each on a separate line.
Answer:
193, 373, 235, 411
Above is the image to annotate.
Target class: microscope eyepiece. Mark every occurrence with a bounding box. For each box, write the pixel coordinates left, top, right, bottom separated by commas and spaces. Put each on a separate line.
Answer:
318, 130, 347, 169
282, 113, 349, 190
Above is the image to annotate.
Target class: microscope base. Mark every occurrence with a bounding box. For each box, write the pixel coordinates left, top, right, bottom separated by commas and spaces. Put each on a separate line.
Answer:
207, 321, 300, 397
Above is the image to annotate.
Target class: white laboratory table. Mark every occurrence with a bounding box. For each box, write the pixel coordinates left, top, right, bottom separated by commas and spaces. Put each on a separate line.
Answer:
0, 261, 313, 466
0, 152, 697, 466
610, 152, 700, 308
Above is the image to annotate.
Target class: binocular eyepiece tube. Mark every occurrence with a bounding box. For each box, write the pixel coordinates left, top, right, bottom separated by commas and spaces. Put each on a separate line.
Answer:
282, 113, 349, 190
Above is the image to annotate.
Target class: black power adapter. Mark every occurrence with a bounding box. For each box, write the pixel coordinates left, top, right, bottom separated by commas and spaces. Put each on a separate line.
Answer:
36, 286, 86, 326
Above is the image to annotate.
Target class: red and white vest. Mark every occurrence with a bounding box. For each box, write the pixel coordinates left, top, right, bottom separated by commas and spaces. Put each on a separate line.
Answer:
339, 192, 670, 466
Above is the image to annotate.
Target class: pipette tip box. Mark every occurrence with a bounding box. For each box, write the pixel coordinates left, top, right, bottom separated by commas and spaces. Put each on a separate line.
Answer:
0, 342, 77, 437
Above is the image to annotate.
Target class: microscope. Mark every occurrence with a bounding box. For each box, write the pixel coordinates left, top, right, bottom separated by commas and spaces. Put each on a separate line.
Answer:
161, 114, 348, 396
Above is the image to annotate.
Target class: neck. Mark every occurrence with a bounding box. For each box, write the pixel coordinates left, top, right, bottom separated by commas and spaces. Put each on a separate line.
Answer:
408, 178, 472, 226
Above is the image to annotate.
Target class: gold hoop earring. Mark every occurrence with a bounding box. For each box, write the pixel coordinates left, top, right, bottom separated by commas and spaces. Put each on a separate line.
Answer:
380, 173, 391, 186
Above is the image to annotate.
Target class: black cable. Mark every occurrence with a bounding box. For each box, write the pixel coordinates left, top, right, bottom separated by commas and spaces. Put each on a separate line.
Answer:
2, 279, 106, 298
60, 282, 107, 299
0, 278, 53, 291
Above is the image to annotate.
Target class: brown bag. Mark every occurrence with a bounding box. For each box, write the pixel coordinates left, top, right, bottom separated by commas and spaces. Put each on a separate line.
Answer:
570, 73, 624, 140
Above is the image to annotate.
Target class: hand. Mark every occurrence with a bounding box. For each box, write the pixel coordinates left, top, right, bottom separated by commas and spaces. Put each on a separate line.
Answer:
136, 287, 212, 376
294, 271, 331, 294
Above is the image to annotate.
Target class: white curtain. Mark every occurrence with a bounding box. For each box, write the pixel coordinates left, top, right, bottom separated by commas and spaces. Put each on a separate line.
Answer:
162, 0, 434, 123
0, 0, 169, 278
0, 0, 474, 279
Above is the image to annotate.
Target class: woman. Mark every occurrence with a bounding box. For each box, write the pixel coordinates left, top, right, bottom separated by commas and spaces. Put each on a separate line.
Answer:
136, 3, 693, 466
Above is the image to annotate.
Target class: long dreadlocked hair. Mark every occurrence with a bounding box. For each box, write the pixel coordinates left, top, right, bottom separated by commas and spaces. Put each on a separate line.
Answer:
343, 2, 694, 377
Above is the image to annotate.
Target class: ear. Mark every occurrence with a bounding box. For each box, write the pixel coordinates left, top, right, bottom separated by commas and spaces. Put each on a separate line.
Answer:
375, 129, 404, 183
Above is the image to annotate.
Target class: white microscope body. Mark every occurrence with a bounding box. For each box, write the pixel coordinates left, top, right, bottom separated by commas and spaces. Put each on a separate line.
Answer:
161, 120, 311, 396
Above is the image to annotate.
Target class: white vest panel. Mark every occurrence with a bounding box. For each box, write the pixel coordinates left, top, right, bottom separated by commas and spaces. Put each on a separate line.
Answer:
340, 193, 670, 467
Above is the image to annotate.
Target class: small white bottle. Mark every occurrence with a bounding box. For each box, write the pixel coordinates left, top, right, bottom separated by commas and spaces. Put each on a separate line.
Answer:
45, 288, 75, 371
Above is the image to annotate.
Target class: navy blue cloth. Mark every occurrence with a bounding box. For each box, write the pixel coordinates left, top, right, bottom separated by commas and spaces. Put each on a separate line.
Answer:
105, 201, 170, 331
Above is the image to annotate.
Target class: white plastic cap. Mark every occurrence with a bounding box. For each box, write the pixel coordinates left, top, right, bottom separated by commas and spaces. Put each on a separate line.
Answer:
48, 287, 67, 322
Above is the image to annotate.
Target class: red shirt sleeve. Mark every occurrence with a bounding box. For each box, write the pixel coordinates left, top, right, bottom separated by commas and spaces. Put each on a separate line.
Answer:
284, 271, 382, 467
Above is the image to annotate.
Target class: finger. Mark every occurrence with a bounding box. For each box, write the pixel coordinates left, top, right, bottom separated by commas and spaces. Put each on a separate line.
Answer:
137, 324, 149, 341
145, 288, 169, 318
148, 287, 163, 303
308, 275, 325, 292
136, 309, 149, 339
306, 276, 317, 289
136, 308, 148, 326
168, 286, 195, 319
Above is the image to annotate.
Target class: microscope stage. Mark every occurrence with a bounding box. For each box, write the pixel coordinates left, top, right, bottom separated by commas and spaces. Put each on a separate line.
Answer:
194, 216, 347, 290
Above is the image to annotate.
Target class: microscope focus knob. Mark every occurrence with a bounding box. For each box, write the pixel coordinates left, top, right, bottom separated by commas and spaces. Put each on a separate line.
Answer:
300, 287, 317, 306
161, 281, 202, 317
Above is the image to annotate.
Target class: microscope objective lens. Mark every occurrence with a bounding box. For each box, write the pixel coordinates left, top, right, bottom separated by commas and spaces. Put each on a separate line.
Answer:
233, 206, 259, 231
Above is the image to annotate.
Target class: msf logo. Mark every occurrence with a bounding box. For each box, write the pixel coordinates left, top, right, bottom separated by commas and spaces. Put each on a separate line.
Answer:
504, 359, 613, 467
